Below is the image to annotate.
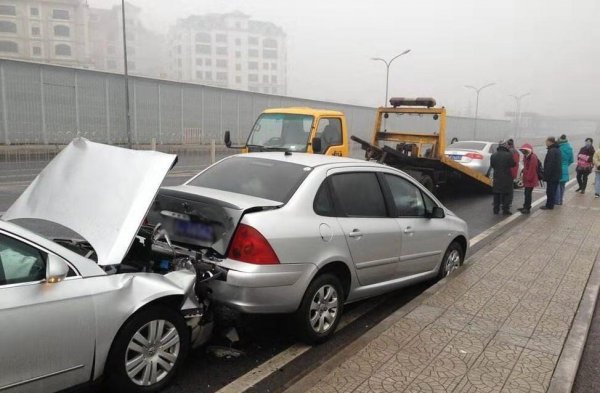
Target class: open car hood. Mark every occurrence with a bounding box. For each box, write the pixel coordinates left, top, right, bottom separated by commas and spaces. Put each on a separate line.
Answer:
3, 138, 177, 266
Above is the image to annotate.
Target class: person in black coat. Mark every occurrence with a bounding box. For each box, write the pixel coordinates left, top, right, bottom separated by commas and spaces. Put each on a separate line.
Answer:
541, 136, 563, 210
490, 141, 516, 215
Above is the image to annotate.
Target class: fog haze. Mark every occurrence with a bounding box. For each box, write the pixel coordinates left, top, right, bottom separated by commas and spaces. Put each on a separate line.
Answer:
91, 0, 600, 120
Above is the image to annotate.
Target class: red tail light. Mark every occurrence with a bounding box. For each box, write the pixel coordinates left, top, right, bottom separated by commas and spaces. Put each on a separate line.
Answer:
228, 224, 280, 265
465, 152, 484, 160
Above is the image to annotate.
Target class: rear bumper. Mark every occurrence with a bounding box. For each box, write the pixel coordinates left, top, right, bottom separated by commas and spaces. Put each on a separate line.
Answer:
208, 261, 318, 314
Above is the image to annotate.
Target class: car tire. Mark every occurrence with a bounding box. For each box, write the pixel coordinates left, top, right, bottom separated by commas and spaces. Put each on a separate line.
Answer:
438, 241, 464, 279
294, 273, 344, 344
105, 305, 190, 393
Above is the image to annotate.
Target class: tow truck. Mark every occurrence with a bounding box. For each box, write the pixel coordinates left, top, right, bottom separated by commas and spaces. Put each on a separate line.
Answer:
351, 97, 493, 192
224, 107, 350, 157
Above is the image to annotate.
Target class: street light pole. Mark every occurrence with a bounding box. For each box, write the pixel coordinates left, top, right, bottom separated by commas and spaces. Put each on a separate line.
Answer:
371, 49, 411, 107
509, 93, 531, 139
464, 83, 496, 139
121, 0, 133, 148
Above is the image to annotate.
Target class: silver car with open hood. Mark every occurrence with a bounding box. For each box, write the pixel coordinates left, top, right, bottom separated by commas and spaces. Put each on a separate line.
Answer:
0, 138, 221, 393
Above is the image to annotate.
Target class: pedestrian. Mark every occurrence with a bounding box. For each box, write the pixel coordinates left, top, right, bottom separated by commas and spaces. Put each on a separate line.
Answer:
517, 143, 540, 214
490, 140, 516, 215
507, 139, 520, 181
594, 146, 600, 198
555, 134, 574, 205
541, 136, 562, 210
575, 138, 595, 194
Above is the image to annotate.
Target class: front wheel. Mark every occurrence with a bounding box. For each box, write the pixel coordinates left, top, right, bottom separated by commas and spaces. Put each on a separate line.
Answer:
294, 273, 344, 344
438, 242, 464, 279
105, 305, 190, 392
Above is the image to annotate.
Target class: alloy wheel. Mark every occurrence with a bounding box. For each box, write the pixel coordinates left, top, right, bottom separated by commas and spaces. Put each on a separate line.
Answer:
125, 319, 181, 386
309, 284, 339, 334
445, 249, 461, 276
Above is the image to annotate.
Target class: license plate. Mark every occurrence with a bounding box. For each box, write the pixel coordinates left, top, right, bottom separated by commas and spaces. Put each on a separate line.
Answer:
447, 154, 462, 161
174, 220, 214, 242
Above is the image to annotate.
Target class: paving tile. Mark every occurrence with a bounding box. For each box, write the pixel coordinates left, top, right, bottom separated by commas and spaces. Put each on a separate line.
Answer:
434, 309, 475, 331
526, 332, 567, 355
356, 351, 429, 393
453, 366, 511, 393
473, 340, 524, 370
306, 354, 375, 393
442, 331, 491, 368
405, 305, 446, 324
462, 317, 502, 339
401, 325, 460, 362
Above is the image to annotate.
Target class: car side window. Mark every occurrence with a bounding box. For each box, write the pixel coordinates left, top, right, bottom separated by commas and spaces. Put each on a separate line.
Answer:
384, 174, 426, 217
0, 234, 47, 286
315, 118, 343, 153
422, 191, 437, 215
330, 173, 387, 217
313, 180, 335, 216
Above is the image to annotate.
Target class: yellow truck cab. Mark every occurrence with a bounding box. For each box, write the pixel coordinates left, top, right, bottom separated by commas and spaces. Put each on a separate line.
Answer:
224, 107, 350, 157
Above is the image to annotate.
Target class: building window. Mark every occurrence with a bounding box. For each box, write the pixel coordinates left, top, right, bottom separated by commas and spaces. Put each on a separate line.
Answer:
248, 61, 258, 70
30, 7, 39, 17
248, 48, 258, 58
263, 38, 277, 48
235, 51, 241, 58
248, 74, 258, 82
272, 75, 278, 83
263, 49, 277, 59
271, 62, 277, 70
216, 59, 227, 68
205, 59, 211, 66
53, 25, 70, 37
235, 38, 241, 45
205, 71, 212, 80
0, 5, 16, 16
248, 36, 258, 45
263, 75, 269, 83
52, 9, 70, 20
32, 46, 41, 56
216, 34, 227, 43
55, 43, 71, 56
236, 76, 241, 83
0, 21, 16, 33
249, 86, 259, 92
196, 71, 202, 79
195, 32, 210, 43
235, 64, 241, 71
196, 44, 210, 54
216, 72, 227, 81
263, 63, 269, 70
0, 41, 17, 53
31, 26, 40, 36
196, 58, 202, 66
216, 46, 227, 55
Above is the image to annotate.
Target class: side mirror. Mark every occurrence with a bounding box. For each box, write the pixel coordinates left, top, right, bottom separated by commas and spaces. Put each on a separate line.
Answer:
311, 137, 322, 153
46, 254, 69, 284
430, 206, 445, 219
224, 131, 232, 148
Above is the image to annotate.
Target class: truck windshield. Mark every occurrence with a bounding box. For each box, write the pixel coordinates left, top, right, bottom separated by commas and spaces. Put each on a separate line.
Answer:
247, 113, 314, 151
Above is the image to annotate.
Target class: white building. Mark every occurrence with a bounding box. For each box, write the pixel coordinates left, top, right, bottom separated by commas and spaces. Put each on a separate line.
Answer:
168, 11, 287, 94
0, 0, 89, 66
88, 2, 166, 77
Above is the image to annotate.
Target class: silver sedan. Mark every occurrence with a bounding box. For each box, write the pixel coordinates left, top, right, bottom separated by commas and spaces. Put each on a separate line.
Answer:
0, 139, 217, 393
152, 152, 469, 343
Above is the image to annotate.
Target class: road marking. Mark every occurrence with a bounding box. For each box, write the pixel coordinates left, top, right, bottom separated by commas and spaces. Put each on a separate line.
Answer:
215, 297, 383, 393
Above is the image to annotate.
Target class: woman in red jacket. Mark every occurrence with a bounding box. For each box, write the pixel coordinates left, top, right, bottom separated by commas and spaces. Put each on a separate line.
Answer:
518, 143, 540, 214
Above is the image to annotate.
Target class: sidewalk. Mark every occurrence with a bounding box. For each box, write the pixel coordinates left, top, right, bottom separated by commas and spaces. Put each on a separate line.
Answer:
286, 190, 600, 393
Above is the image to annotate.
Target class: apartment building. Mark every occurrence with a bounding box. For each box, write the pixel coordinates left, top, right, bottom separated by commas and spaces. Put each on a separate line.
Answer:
0, 0, 89, 66
168, 11, 287, 94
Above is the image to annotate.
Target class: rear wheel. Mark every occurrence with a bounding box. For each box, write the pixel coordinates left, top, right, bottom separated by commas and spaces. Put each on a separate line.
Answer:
294, 273, 344, 344
105, 305, 189, 393
438, 242, 464, 279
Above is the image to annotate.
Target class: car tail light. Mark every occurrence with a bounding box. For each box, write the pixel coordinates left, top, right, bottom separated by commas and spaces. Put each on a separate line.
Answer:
228, 224, 280, 265
465, 152, 484, 160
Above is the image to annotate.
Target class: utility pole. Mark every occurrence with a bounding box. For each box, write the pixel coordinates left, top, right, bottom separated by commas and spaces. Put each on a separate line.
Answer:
509, 93, 531, 139
371, 49, 411, 107
121, 0, 132, 148
464, 83, 496, 140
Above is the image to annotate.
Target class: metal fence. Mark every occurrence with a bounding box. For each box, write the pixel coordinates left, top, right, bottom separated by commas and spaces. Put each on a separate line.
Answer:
0, 58, 517, 147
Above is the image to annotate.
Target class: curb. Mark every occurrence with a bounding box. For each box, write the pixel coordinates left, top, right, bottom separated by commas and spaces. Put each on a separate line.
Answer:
548, 244, 600, 393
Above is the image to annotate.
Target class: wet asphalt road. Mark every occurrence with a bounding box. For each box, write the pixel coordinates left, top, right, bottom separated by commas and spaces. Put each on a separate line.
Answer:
0, 153, 542, 393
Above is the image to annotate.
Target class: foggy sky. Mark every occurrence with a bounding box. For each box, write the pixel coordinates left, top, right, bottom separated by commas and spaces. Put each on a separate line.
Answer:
91, 0, 600, 120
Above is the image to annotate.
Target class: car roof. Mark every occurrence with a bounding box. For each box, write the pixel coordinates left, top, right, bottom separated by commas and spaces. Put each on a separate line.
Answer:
236, 152, 379, 168
262, 107, 344, 117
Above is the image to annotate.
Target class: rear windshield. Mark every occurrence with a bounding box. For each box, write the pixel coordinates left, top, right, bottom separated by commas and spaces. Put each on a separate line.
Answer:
188, 157, 310, 203
447, 142, 487, 151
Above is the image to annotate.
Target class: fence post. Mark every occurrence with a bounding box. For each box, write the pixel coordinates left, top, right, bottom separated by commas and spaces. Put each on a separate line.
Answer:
157, 83, 162, 144
210, 139, 216, 164
180, 87, 184, 145
74, 71, 80, 136
0, 62, 7, 145
151, 137, 156, 151
40, 67, 47, 144
105, 78, 111, 144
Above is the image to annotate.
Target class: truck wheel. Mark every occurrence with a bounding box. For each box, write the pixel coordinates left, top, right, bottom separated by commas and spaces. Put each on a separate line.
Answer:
419, 175, 435, 193
293, 273, 344, 344
105, 305, 189, 392
438, 242, 464, 279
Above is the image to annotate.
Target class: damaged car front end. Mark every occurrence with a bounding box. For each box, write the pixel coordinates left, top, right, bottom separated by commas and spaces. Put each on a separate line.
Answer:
0, 138, 224, 393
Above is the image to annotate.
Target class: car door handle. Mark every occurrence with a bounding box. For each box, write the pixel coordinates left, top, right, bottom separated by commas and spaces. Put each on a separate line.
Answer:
348, 230, 363, 238
404, 226, 414, 234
